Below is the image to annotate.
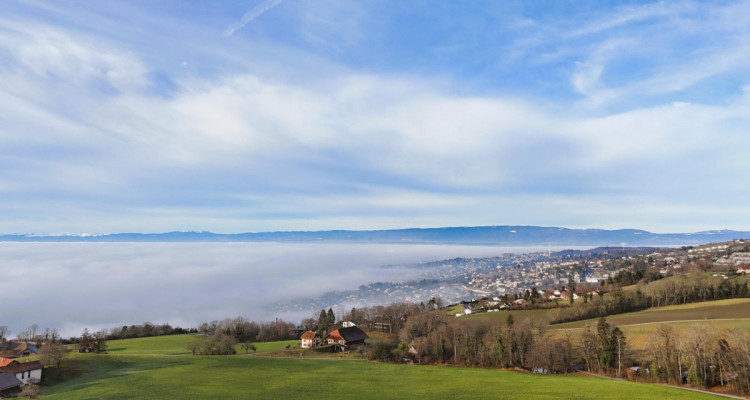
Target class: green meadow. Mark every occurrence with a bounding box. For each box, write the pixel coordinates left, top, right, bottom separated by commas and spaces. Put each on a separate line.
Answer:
40, 300, 750, 399
42, 354, 723, 400
40, 335, 726, 399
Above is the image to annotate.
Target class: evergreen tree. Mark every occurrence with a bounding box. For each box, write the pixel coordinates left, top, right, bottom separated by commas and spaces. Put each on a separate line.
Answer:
326, 308, 335, 329
317, 309, 328, 334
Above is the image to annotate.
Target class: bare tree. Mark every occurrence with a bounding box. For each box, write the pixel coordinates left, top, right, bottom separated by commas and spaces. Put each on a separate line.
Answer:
185, 340, 202, 356
38, 342, 67, 368
241, 342, 256, 354
0, 326, 9, 343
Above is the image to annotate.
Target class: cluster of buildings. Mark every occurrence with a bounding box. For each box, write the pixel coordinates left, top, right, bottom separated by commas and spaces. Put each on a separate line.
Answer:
299, 324, 368, 351
454, 285, 604, 316
281, 241, 749, 322
0, 342, 43, 397
715, 252, 750, 270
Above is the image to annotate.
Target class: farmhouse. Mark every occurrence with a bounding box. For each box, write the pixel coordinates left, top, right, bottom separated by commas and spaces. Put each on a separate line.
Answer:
300, 331, 319, 348
325, 326, 368, 349
0, 360, 42, 386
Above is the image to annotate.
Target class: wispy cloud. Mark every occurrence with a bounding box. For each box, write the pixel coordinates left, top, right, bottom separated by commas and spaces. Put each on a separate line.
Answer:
1, 1, 749, 233
222, 0, 282, 37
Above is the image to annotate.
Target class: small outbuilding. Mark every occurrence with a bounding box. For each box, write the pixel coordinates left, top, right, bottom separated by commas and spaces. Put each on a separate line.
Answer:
0, 371, 22, 397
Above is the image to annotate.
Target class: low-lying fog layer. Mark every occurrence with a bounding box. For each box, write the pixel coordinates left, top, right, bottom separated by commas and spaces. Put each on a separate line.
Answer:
1, 242, 551, 337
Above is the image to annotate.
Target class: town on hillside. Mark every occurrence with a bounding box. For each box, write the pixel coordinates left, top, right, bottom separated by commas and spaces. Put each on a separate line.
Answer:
276, 239, 750, 318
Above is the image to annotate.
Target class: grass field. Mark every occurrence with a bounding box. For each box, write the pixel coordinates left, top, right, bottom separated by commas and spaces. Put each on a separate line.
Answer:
107, 335, 202, 355
104, 334, 370, 359
550, 298, 750, 348
554, 298, 750, 329
41, 352, 724, 400
106, 335, 301, 356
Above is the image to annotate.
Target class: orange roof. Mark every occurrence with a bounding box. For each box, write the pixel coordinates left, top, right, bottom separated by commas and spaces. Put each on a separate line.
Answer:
300, 331, 317, 340
0, 357, 15, 367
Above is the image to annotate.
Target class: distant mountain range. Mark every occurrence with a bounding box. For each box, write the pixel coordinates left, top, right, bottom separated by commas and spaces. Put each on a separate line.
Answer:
2, 226, 749, 246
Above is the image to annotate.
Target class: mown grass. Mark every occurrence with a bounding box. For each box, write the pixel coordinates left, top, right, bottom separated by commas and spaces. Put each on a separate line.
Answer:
104, 334, 370, 359
107, 335, 302, 355
107, 334, 202, 355
42, 353, 722, 400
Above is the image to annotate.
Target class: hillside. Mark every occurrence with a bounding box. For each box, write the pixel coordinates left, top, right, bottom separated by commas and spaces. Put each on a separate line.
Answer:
40, 336, 721, 400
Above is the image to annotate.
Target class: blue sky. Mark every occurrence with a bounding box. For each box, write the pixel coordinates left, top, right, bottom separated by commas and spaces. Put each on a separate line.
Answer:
1, 0, 749, 233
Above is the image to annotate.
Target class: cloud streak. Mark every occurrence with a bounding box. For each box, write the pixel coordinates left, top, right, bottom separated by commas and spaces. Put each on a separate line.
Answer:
222, 0, 282, 37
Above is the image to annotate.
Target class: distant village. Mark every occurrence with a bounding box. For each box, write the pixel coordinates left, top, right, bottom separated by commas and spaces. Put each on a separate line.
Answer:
277, 239, 750, 317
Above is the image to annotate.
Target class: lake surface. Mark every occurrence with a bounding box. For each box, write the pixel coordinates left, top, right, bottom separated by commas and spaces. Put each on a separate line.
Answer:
1, 242, 573, 337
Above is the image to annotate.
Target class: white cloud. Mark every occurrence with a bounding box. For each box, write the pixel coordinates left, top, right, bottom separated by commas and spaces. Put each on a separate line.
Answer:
0, 3, 749, 234
222, 0, 282, 37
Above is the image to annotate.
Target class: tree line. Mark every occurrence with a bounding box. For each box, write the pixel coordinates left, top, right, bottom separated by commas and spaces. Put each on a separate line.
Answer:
395, 311, 750, 396
300, 301, 434, 336
642, 324, 750, 394
107, 323, 195, 340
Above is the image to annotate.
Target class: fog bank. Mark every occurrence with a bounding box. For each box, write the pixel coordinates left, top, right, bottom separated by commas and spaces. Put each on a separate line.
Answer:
1, 242, 551, 337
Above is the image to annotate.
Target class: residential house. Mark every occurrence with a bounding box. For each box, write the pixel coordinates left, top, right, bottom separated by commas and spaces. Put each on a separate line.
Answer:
325, 326, 368, 349
300, 331, 319, 349
0, 360, 42, 386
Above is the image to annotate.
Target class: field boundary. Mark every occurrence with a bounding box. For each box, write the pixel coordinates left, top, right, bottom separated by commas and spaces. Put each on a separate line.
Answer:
578, 371, 746, 399
241, 354, 367, 361
551, 318, 750, 331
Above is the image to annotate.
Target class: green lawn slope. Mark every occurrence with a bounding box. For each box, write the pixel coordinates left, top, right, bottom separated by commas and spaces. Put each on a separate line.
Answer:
42, 353, 722, 400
